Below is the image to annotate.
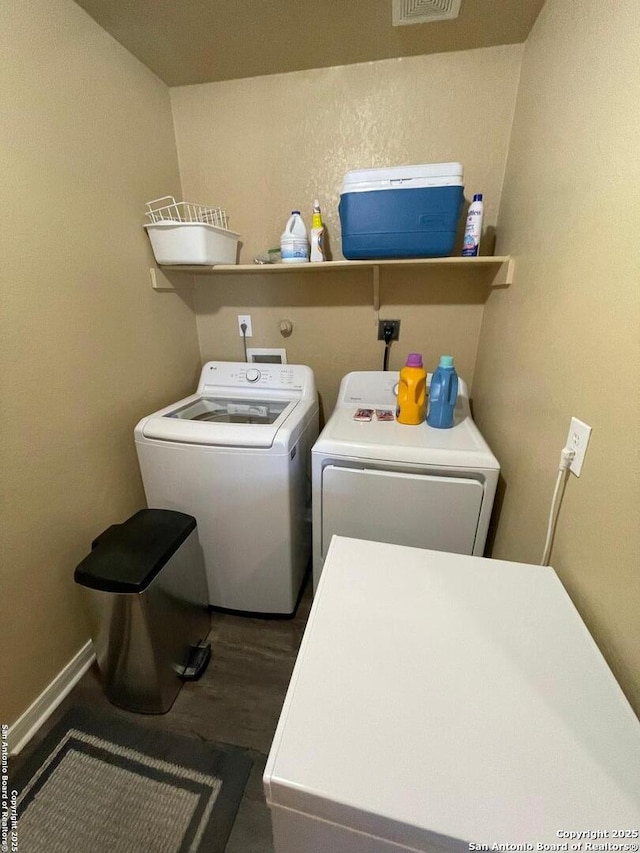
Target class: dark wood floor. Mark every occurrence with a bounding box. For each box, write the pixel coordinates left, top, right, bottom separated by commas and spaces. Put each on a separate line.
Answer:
13, 573, 314, 853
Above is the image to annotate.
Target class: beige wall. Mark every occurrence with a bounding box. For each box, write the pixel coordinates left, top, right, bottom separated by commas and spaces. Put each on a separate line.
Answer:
7, 0, 636, 732
170, 47, 522, 415
1, 0, 200, 725
473, 0, 640, 711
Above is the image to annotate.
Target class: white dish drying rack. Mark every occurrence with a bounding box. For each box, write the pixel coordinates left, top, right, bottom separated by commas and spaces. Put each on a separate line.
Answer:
144, 196, 239, 266
145, 196, 230, 229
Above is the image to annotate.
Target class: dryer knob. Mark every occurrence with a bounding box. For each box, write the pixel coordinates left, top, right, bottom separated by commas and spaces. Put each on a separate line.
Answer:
246, 368, 261, 383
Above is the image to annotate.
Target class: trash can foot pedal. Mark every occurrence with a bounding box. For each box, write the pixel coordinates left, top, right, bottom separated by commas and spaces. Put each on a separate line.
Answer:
180, 642, 211, 681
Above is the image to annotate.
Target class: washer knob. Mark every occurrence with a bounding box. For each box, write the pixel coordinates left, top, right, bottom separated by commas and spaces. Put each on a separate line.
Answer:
246, 368, 261, 383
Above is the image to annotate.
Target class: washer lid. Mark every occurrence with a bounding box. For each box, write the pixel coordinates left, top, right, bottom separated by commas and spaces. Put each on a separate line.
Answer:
264, 537, 640, 849
139, 395, 300, 447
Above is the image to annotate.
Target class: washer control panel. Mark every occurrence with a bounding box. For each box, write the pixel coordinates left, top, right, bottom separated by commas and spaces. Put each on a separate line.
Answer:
199, 361, 310, 395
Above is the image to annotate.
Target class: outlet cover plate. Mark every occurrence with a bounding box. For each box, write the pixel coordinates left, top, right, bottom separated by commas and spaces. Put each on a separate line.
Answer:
238, 314, 252, 337
377, 319, 401, 341
566, 417, 592, 476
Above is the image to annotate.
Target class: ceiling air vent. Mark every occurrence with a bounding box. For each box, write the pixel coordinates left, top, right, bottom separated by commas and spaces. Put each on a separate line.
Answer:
392, 0, 462, 26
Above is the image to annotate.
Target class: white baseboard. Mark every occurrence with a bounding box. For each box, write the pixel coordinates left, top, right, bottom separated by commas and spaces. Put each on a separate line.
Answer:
8, 640, 96, 755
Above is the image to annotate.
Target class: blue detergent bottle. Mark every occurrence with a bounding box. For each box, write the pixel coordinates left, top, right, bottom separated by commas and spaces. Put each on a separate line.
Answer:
427, 356, 459, 429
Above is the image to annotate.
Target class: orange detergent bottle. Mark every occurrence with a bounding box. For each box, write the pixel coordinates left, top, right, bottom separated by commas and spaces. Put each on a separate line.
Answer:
396, 353, 427, 425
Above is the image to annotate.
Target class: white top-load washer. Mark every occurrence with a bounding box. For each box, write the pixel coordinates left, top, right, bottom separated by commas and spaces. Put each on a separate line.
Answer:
135, 362, 319, 614
264, 537, 640, 853
312, 371, 499, 590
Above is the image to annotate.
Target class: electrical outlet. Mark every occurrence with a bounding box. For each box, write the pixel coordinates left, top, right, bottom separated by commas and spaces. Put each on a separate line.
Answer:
565, 417, 592, 477
237, 314, 252, 337
377, 319, 401, 341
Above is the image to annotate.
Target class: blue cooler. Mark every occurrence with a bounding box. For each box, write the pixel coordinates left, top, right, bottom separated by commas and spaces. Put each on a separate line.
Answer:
339, 162, 464, 260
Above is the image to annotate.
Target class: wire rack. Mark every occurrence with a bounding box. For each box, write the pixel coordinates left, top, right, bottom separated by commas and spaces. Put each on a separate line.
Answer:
145, 196, 229, 230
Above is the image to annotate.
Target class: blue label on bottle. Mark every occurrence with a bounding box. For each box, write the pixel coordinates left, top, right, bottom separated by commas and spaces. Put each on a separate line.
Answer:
281, 241, 308, 260
461, 233, 479, 257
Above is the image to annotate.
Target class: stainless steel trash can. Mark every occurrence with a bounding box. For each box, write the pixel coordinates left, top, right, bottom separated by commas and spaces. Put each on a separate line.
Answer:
74, 509, 211, 714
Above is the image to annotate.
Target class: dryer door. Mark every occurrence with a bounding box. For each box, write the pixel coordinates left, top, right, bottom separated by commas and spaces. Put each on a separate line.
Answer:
321, 466, 484, 557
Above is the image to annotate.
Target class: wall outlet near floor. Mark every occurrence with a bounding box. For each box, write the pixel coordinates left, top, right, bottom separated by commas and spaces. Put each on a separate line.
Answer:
566, 417, 592, 477
237, 315, 252, 337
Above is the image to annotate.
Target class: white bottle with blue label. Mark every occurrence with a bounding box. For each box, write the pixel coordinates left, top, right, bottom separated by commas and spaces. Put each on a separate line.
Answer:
281, 211, 310, 264
461, 193, 484, 257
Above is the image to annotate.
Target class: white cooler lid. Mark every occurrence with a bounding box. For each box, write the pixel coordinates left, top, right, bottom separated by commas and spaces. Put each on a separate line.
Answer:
342, 161, 463, 193
264, 537, 640, 850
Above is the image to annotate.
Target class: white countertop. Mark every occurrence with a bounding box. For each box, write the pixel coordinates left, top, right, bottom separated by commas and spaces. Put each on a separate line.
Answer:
264, 537, 640, 850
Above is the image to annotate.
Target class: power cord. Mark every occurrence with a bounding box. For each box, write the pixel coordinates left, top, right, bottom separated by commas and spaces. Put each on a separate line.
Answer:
541, 446, 576, 566
382, 323, 394, 371
240, 322, 248, 362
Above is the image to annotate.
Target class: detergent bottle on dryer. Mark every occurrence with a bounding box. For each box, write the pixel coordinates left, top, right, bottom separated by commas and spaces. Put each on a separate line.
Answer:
396, 353, 427, 425
427, 355, 458, 429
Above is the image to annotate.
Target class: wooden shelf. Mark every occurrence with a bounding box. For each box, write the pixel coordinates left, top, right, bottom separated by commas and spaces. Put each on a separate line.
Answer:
151, 256, 514, 309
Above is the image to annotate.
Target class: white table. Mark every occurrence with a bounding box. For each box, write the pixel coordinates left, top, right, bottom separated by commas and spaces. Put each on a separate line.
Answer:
264, 537, 640, 853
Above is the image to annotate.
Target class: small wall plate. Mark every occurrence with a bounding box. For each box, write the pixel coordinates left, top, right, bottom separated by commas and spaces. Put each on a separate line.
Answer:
246, 348, 287, 364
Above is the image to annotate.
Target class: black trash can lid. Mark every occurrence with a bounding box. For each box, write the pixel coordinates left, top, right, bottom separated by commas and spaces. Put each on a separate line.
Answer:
74, 509, 197, 594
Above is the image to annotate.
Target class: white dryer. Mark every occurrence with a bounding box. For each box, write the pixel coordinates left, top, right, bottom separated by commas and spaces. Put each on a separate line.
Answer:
312, 370, 499, 590
135, 362, 318, 614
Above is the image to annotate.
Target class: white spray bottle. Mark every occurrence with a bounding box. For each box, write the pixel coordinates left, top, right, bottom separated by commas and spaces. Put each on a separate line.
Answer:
461, 193, 484, 257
